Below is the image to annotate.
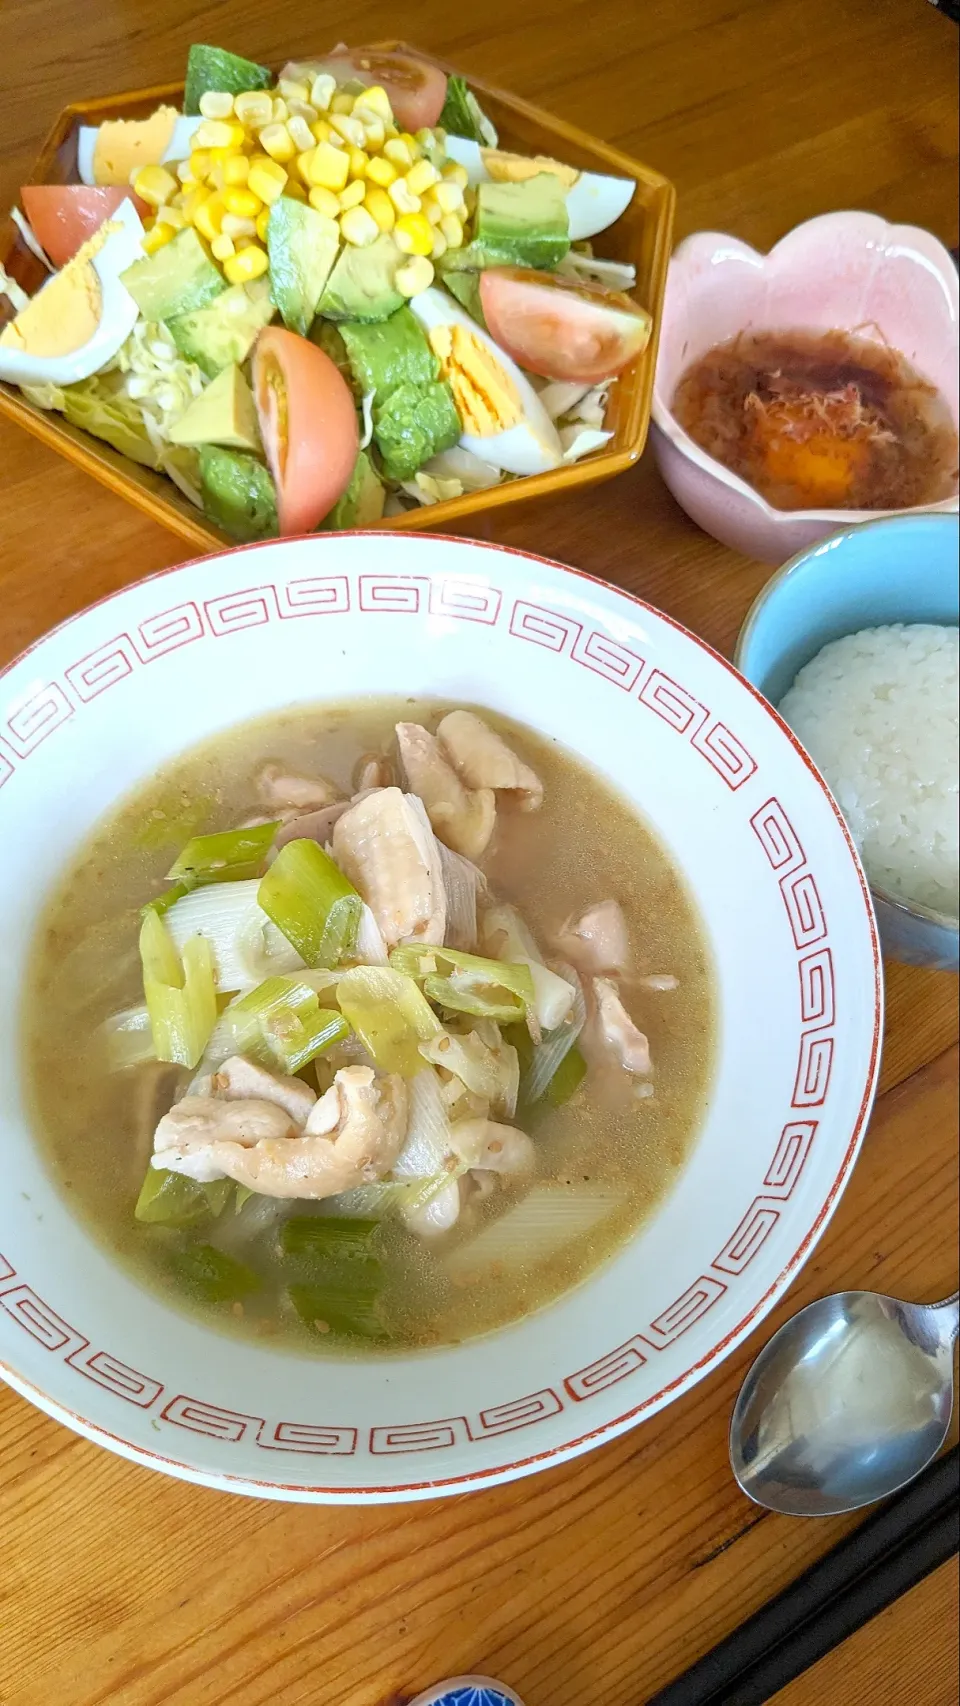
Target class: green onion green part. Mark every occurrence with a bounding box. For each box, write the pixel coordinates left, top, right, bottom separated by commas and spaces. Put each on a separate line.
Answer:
167, 821, 280, 886
168, 1243, 261, 1304
135, 1166, 233, 1227
140, 910, 218, 1068
257, 838, 361, 968
337, 964, 442, 1076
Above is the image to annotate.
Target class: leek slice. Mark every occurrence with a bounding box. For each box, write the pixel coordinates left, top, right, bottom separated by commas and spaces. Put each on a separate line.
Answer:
337, 965, 442, 1076
101, 1003, 155, 1069
169, 1243, 260, 1303
288, 1284, 386, 1339
258, 838, 361, 968
281, 1217, 381, 1263
167, 821, 280, 886
142, 880, 192, 919
135, 1166, 232, 1227
283, 1216, 386, 1337
390, 945, 535, 1025
545, 1044, 587, 1106
444, 1184, 623, 1281
207, 975, 322, 1067
261, 1004, 349, 1073
140, 910, 217, 1068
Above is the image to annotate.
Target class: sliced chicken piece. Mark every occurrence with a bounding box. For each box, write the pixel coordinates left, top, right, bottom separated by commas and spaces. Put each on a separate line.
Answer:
396, 721, 496, 860
402, 1175, 462, 1239
449, 1117, 536, 1175
437, 711, 543, 812
332, 786, 446, 947
353, 752, 394, 793
203, 1055, 317, 1126
272, 799, 352, 855
256, 760, 341, 812
554, 900, 629, 978
156, 1066, 407, 1200
592, 978, 652, 1075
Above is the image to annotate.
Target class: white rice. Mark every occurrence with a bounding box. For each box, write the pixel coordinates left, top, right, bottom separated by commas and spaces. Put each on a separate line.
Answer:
778, 623, 959, 918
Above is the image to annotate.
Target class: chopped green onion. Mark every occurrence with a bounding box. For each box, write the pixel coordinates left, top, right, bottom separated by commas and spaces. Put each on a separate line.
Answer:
235, 1185, 256, 1213
261, 1004, 349, 1073
391, 945, 535, 1024
258, 838, 361, 968
169, 1244, 261, 1303
167, 821, 280, 886
288, 1283, 386, 1338
212, 975, 323, 1066
141, 880, 192, 920
281, 1217, 381, 1263
337, 965, 442, 1076
545, 1044, 587, 1106
140, 910, 218, 1068
422, 975, 525, 1022
135, 1166, 234, 1227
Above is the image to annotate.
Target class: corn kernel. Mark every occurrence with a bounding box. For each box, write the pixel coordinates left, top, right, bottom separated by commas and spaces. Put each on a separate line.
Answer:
221, 212, 257, 239
288, 114, 315, 154
259, 123, 296, 164
271, 97, 290, 124
283, 178, 307, 203
194, 192, 226, 242
395, 255, 435, 297
223, 243, 270, 285
223, 153, 250, 186
353, 108, 385, 152
432, 179, 465, 215
424, 198, 443, 226
383, 137, 413, 168
207, 161, 226, 192
248, 156, 288, 204
141, 221, 175, 254
208, 145, 233, 167
365, 154, 397, 188
388, 177, 421, 215
194, 119, 245, 151
294, 149, 314, 185
330, 112, 365, 148
278, 77, 310, 102
182, 152, 208, 182
198, 90, 235, 119
394, 211, 434, 257
310, 118, 333, 145
211, 232, 236, 261
406, 159, 440, 197
339, 204, 380, 246
330, 91, 356, 115
308, 185, 341, 218
255, 207, 271, 243
310, 72, 336, 111
222, 186, 260, 218
287, 98, 318, 125
169, 189, 188, 208
399, 132, 422, 159
155, 204, 187, 229
181, 186, 208, 223
345, 145, 368, 180
358, 84, 393, 122
415, 127, 435, 152
363, 185, 395, 232
430, 228, 448, 260
442, 162, 470, 190
306, 142, 350, 191
132, 164, 178, 208
235, 91, 274, 129
440, 213, 465, 249
338, 179, 366, 210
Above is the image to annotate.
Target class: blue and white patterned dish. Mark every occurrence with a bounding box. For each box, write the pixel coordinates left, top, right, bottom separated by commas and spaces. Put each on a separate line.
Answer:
411, 1678, 525, 1706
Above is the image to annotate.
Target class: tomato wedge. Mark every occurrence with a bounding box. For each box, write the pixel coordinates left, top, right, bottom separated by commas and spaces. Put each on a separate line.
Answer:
293, 47, 448, 131
253, 328, 358, 536
479, 268, 653, 385
20, 185, 148, 268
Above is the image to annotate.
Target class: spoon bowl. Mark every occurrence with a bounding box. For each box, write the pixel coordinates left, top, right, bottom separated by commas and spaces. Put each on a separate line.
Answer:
731, 1289, 960, 1517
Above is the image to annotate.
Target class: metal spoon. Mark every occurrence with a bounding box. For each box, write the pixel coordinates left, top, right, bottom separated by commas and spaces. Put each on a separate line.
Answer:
730, 1288, 959, 1516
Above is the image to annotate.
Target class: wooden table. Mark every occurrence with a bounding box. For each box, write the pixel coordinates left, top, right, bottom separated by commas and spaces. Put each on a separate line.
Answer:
1, 3, 957, 1703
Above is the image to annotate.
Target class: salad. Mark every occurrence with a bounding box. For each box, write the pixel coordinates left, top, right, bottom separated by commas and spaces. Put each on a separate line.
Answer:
0, 43, 652, 540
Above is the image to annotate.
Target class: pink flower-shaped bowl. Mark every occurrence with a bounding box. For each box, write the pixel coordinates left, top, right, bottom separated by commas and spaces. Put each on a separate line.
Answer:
651, 212, 960, 565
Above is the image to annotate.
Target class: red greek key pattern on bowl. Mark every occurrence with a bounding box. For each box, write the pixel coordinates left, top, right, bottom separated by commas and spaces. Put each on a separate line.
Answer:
65, 1347, 163, 1408
639, 669, 708, 737
277, 576, 350, 619
430, 578, 502, 625
645, 1275, 728, 1345
161, 1396, 261, 1442
469, 1390, 563, 1438
565, 1337, 649, 1401
0, 742, 13, 790
370, 1418, 470, 1454
137, 602, 204, 659
799, 948, 835, 1028
5, 682, 73, 756
66, 637, 138, 702
571, 628, 645, 690
691, 721, 759, 791
257, 1421, 358, 1455
0, 1285, 84, 1353
509, 600, 582, 653
0, 1251, 15, 1283
204, 587, 276, 635
781, 869, 827, 950
712, 1202, 782, 1275
792, 1033, 835, 1107
359, 574, 426, 613
763, 1121, 818, 1195
750, 798, 807, 876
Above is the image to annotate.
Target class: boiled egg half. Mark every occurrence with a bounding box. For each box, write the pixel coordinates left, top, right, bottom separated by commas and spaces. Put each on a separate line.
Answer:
77, 111, 205, 187
442, 137, 635, 242
0, 198, 144, 386
408, 288, 562, 475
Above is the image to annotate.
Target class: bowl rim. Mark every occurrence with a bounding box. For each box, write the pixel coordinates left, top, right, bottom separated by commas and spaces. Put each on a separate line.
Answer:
735, 511, 960, 932
0, 531, 885, 1499
650, 210, 960, 527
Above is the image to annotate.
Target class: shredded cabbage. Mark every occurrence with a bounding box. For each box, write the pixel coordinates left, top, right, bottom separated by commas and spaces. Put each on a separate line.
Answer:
110, 319, 207, 438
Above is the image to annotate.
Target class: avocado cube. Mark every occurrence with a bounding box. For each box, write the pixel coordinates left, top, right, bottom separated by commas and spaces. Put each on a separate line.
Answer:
318, 234, 405, 323
184, 44, 273, 115
199, 445, 277, 542
120, 227, 226, 322
323, 449, 386, 530
167, 279, 275, 378
169, 364, 261, 453
474, 174, 570, 270
339, 309, 439, 406
267, 200, 340, 337
374, 380, 461, 482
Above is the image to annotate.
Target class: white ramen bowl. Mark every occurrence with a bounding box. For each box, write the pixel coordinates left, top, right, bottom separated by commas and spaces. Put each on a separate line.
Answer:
0, 533, 882, 1503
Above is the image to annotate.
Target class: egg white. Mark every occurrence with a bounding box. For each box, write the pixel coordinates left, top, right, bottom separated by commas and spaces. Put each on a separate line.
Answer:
443, 136, 635, 242
0, 198, 145, 387
77, 115, 204, 187
407, 286, 562, 476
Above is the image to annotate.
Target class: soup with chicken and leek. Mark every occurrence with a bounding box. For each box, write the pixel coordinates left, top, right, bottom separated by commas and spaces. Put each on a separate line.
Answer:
25, 702, 714, 1352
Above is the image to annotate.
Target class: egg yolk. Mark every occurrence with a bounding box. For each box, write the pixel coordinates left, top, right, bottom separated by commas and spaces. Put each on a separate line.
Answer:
428, 324, 523, 436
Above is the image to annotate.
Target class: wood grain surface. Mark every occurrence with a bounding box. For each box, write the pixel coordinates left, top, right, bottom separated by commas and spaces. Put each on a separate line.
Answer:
0, 3, 957, 1704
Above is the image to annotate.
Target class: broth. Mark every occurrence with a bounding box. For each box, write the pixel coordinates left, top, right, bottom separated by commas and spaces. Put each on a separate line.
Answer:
671, 329, 959, 512
24, 700, 715, 1355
